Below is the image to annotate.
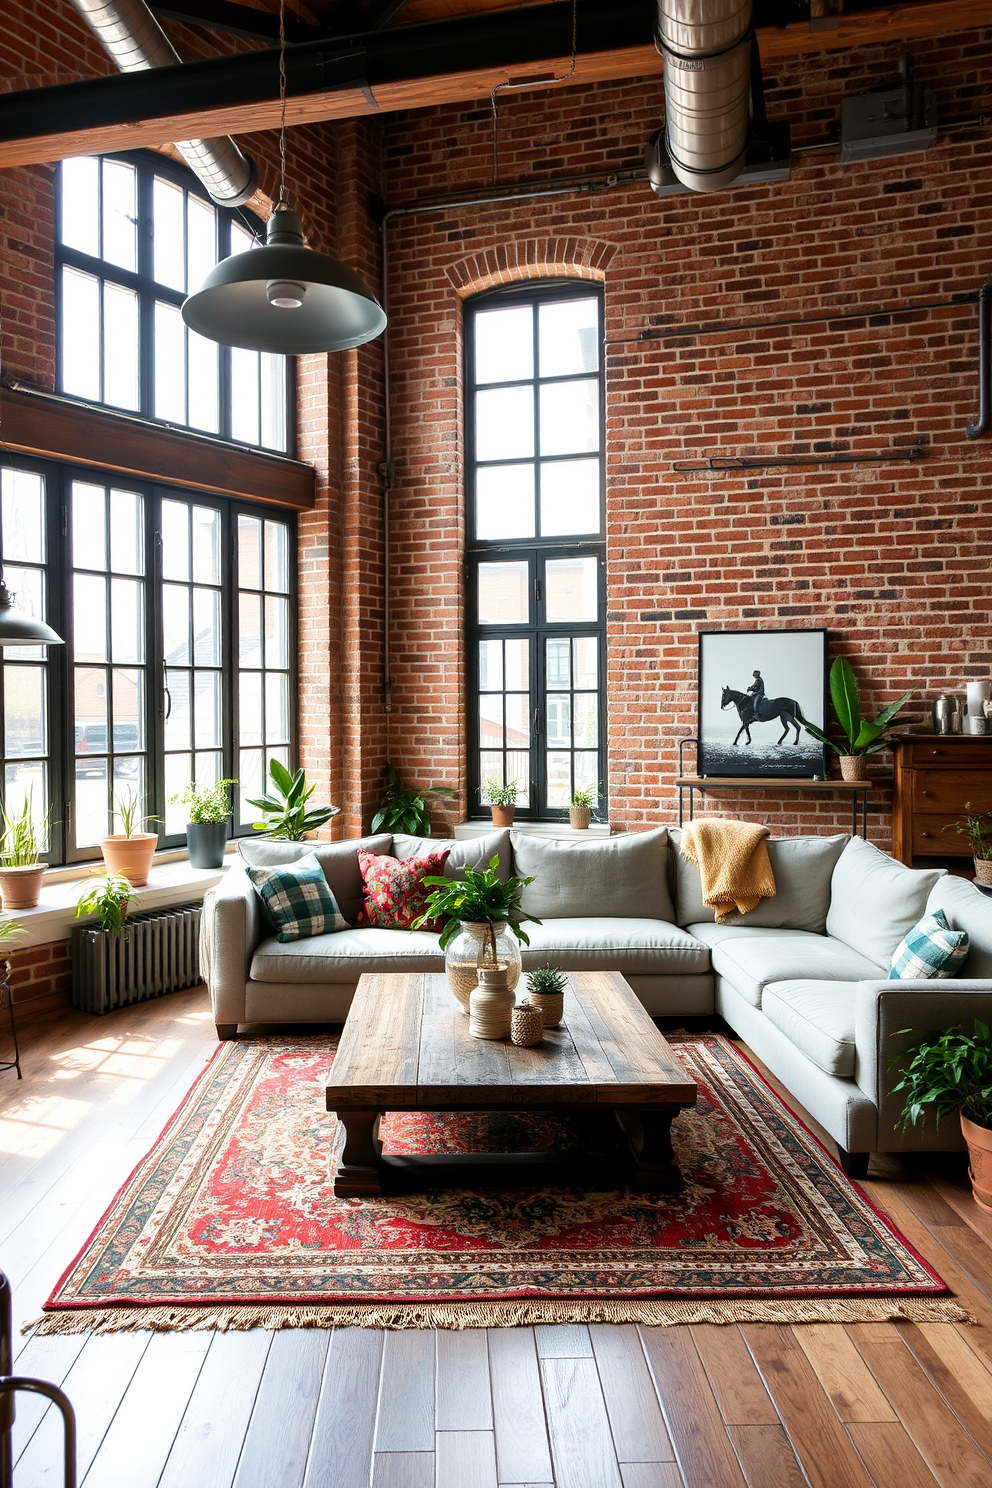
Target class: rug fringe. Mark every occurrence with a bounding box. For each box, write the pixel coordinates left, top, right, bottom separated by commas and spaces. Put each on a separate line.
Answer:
25, 1297, 974, 1335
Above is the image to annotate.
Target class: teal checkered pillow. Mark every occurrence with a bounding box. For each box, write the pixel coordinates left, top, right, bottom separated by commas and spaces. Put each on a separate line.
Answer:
246, 853, 348, 942
887, 908, 969, 980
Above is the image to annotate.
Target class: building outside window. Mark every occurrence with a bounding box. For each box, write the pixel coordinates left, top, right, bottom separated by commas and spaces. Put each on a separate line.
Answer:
466, 281, 607, 819
56, 152, 291, 453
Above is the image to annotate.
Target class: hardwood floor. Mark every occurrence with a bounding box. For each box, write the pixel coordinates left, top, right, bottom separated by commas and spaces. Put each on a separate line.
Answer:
4, 989, 992, 1488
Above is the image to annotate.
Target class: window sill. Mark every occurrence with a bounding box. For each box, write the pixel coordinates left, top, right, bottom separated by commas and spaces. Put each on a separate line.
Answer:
453, 821, 612, 841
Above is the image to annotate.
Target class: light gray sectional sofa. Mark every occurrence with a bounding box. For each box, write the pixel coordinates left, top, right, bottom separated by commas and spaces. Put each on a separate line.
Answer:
201, 825, 992, 1170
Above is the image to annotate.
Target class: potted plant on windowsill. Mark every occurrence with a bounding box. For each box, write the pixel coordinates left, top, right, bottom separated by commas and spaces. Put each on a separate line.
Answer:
245, 760, 339, 840
100, 791, 161, 887
480, 779, 519, 829
893, 1019, 992, 1211
944, 803, 992, 887
371, 763, 456, 836
170, 779, 238, 869
75, 873, 134, 938
569, 786, 597, 831
800, 656, 912, 782
0, 795, 49, 910
412, 854, 540, 1012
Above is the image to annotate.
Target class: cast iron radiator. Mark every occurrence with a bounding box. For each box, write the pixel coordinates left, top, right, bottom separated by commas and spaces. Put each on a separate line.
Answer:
71, 904, 203, 1014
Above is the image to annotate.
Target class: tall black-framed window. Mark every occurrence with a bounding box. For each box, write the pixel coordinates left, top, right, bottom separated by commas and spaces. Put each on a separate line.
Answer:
56, 151, 293, 454
0, 453, 297, 864
466, 281, 607, 820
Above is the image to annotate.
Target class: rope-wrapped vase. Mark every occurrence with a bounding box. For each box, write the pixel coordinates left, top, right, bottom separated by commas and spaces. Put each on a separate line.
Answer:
469, 965, 515, 1040
511, 1004, 544, 1047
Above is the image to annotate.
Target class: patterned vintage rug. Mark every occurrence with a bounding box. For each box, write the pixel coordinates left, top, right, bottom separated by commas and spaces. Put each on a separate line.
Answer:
35, 1033, 966, 1332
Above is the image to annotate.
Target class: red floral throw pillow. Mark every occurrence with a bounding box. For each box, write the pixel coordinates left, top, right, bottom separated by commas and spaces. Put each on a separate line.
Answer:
356, 848, 451, 931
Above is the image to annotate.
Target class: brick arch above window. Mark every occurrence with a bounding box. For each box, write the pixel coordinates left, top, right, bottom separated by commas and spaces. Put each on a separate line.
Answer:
445, 238, 619, 297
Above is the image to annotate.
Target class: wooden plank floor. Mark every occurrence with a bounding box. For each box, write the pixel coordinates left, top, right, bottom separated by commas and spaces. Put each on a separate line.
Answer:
4, 988, 992, 1488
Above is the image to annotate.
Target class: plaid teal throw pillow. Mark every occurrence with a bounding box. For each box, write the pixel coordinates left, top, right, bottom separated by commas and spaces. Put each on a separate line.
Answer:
246, 853, 348, 943
887, 908, 969, 980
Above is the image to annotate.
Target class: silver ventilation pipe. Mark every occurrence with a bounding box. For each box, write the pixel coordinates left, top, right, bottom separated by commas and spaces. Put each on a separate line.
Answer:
67, 0, 257, 207
655, 0, 753, 192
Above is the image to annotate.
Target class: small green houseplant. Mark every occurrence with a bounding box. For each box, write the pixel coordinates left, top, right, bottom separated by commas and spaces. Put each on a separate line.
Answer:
371, 763, 455, 836
944, 803, 992, 887
246, 761, 339, 840
413, 854, 540, 1009
76, 873, 134, 938
0, 794, 49, 909
101, 790, 161, 887
569, 784, 598, 831
170, 779, 237, 869
800, 656, 912, 781
480, 778, 520, 828
524, 964, 568, 1028
892, 1020, 992, 1211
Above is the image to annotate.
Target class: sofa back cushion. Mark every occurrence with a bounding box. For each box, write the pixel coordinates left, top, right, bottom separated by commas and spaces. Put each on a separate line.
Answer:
511, 828, 675, 922
825, 837, 945, 969
312, 836, 393, 924
925, 875, 992, 978
392, 830, 511, 883
670, 830, 847, 933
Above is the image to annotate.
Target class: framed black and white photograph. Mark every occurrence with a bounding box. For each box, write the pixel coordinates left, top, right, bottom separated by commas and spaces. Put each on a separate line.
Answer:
697, 629, 828, 778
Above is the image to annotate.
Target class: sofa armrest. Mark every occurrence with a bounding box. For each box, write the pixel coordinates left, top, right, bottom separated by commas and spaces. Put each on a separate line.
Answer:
855, 978, 992, 1148
202, 864, 260, 1029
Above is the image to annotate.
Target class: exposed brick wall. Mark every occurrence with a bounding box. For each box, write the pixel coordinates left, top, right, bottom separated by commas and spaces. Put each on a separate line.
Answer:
6, 940, 72, 1017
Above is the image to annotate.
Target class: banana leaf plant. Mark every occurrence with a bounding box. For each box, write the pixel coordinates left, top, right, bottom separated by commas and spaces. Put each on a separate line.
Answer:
246, 760, 340, 840
801, 656, 912, 757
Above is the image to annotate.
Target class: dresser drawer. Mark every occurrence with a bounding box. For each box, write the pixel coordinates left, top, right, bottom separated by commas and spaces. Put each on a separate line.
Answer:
912, 772, 992, 814
912, 816, 972, 856
907, 741, 992, 766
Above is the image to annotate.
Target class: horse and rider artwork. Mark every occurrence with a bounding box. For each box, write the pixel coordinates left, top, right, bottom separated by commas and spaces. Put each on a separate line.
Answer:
697, 629, 828, 778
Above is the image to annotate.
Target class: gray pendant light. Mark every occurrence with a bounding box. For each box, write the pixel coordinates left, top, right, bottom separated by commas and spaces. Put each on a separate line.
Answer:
182, 202, 386, 354
0, 582, 64, 646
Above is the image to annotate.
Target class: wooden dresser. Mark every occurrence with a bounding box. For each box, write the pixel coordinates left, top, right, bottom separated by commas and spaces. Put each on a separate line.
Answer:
890, 733, 992, 868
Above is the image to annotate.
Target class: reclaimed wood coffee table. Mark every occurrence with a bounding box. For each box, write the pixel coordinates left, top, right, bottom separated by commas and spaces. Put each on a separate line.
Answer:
326, 969, 697, 1198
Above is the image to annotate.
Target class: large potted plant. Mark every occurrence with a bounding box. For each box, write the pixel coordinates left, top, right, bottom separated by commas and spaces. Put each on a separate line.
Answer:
371, 763, 455, 836
0, 795, 49, 909
412, 854, 540, 1011
170, 779, 238, 869
944, 803, 992, 887
246, 760, 339, 839
480, 779, 519, 829
800, 656, 912, 781
101, 792, 160, 887
893, 1020, 992, 1211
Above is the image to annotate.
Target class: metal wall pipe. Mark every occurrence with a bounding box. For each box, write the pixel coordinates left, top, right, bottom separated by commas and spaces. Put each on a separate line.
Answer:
966, 272, 992, 439
67, 0, 257, 206
655, 0, 752, 192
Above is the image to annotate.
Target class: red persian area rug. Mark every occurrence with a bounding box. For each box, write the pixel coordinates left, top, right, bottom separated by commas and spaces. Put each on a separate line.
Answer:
34, 1034, 967, 1333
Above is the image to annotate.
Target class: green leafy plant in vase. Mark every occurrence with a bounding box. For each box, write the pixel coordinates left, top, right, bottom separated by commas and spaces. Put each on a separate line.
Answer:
892, 1020, 992, 1211
943, 803, 992, 887
371, 763, 455, 836
246, 761, 339, 840
0, 793, 50, 909
569, 785, 598, 831
800, 656, 912, 782
75, 873, 135, 938
524, 964, 568, 1028
412, 854, 540, 1011
480, 778, 520, 828
170, 779, 237, 869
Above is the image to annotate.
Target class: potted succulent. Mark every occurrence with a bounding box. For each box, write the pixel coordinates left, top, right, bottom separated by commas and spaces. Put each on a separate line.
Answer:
480, 778, 519, 829
101, 791, 160, 887
893, 1019, 992, 1211
0, 795, 49, 909
412, 854, 540, 1011
371, 763, 455, 836
523, 964, 568, 1028
246, 760, 339, 840
170, 779, 238, 869
800, 656, 912, 781
569, 785, 597, 831
75, 873, 134, 938
944, 803, 992, 887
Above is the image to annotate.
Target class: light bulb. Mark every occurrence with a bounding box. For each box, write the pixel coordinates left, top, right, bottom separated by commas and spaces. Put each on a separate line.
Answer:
266, 279, 307, 309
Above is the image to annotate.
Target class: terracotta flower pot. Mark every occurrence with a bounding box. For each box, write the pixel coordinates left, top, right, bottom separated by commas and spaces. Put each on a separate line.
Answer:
490, 803, 515, 829
975, 857, 992, 887
839, 755, 869, 782
569, 807, 592, 830
961, 1112, 992, 1213
101, 833, 158, 887
0, 862, 45, 909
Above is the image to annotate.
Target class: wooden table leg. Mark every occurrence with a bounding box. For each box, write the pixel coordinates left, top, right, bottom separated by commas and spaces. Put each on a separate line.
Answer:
333, 1110, 382, 1197
616, 1107, 687, 1194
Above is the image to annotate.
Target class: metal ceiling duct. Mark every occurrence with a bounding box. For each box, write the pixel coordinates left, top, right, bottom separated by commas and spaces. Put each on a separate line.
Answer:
67, 0, 257, 207
655, 0, 753, 193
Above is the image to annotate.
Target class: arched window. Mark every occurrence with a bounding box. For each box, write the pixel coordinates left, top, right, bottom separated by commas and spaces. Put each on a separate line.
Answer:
465, 281, 607, 820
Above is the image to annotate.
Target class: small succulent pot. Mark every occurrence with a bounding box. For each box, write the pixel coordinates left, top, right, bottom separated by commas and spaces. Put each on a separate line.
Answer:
962, 1111, 992, 1212
569, 807, 592, 830
511, 1004, 544, 1048
0, 862, 45, 910
525, 989, 564, 1029
101, 833, 158, 887
186, 821, 229, 870
975, 857, 992, 887
469, 965, 514, 1040
839, 755, 869, 782
490, 803, 516, 829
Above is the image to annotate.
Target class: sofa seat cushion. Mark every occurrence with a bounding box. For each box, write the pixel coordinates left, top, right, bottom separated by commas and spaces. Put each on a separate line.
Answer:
686, 922, 811, 951
521, 918, 709, 975
762, 981, 857, 1077
250, 927, 444, 984
706, 931, 883, 1008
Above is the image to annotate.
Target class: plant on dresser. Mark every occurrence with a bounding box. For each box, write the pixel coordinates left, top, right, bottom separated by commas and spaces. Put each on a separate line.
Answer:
944, 803, 992, 886
800, 656, 912, 782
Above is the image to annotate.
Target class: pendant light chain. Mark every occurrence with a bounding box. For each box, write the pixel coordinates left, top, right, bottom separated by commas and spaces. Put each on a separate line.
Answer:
490, 0, 577, 185
278, 0, 288, 207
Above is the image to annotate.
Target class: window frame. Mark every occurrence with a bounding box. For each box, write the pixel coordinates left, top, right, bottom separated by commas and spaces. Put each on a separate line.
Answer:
54, 150, 296, 457
0, 451, 298, 865
465, 280, 608, 822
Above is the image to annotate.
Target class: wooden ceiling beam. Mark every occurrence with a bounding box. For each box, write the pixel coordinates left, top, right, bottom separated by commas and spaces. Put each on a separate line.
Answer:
0, 0, 987, 170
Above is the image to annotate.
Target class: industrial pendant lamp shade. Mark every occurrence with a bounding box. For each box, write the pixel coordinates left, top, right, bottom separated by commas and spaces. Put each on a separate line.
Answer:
0, 583, 64, 646
181, 204, 386, 354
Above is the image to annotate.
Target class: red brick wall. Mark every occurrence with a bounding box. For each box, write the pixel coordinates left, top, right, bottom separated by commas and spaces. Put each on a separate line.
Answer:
377, 27, 992, 845
6, 940, 72, 1017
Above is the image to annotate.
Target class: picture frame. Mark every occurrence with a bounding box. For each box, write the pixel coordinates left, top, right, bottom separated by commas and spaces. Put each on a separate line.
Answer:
697, 629, 828, 779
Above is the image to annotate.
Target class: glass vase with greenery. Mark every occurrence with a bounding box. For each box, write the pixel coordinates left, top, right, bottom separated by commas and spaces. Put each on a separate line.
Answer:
371, 763, 455, 836
76, 873, 134, 937
412, 854, 540, 1010
800, 656, 911, 780
246, 760, 339, 840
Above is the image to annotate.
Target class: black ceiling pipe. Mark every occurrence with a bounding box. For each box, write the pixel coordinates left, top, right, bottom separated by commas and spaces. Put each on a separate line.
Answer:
966, 273, 992, 439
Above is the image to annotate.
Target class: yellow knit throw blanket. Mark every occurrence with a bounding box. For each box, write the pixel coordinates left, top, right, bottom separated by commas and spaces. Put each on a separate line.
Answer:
681, 818, 776, 923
